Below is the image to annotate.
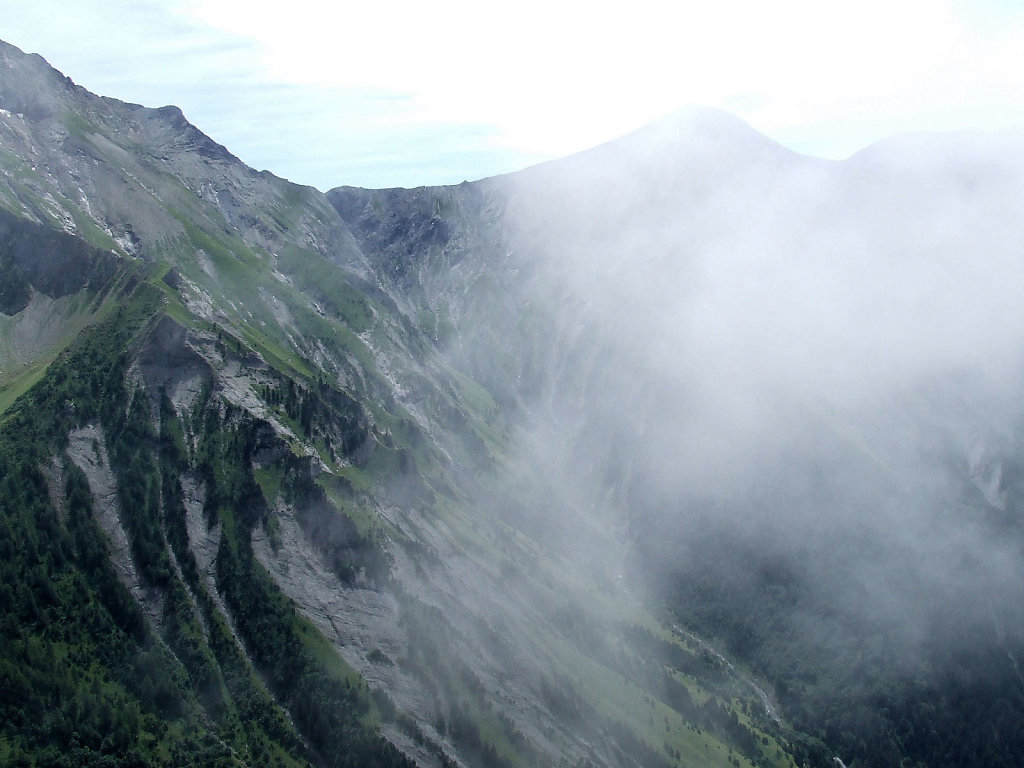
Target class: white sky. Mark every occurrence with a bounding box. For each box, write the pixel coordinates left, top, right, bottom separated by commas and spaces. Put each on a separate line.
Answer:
3, 0, 1024, 189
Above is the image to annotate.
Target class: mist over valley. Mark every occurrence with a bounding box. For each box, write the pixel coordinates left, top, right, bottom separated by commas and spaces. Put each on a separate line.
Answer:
2, 39, 1024, 768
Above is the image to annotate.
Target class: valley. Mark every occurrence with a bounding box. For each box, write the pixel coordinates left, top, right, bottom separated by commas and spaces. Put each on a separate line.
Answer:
2, 38, 1024, 768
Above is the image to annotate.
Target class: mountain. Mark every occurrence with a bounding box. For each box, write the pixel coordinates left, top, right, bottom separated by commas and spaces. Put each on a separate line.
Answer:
3, 38, 1024, 768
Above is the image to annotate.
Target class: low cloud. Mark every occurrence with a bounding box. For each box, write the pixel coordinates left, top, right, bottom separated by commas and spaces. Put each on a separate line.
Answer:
485, 110, 1024, 662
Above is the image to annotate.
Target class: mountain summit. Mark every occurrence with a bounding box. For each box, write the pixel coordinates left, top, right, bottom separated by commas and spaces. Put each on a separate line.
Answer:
3, 38, 1024, 768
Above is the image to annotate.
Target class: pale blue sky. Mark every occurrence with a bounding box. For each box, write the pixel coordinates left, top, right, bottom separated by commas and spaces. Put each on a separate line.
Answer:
3, 0, 1023, 190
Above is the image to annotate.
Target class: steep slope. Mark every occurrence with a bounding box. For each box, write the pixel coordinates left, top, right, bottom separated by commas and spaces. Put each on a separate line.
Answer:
0, 206, 128, 411
329, 113, 1024, 768
6, 35, 1024, 768
0, 40, 798, 768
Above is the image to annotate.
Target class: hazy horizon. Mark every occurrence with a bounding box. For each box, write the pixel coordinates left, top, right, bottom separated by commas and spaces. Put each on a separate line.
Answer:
3, 0, 1024, 189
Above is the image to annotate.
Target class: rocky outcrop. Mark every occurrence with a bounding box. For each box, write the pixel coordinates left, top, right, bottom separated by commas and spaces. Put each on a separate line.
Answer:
136, 314, 211, 410
65, 422, 165, 626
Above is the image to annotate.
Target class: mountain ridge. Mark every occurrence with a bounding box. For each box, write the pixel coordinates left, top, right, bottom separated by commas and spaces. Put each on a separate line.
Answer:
3, 35, 1024, 768
1, 38, 805, 768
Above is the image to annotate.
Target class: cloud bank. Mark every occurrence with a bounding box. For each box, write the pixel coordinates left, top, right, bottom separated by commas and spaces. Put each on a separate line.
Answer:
4, 0, 1024, 187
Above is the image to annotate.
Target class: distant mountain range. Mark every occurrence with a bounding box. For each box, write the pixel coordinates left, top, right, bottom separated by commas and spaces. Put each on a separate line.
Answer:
3, 38, 1024, 768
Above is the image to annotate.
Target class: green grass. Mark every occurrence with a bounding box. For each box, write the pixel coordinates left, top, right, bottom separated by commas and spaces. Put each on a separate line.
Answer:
0, 355, 52, 415
276, 245, 374, 333
61, 110, 100, 140
254, 464, 286, 507
296, 616, 368, 701
317, 474, 379, 538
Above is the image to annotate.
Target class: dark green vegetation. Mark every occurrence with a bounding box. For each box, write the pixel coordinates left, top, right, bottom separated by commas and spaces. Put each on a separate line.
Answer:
0, 275, 410, 767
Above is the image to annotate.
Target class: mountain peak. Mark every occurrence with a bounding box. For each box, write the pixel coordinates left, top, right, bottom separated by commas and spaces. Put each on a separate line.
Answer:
0, 39, 84, 121
636, 105, 767, 142
504, 105, 795, 195
610, 105, 797, 169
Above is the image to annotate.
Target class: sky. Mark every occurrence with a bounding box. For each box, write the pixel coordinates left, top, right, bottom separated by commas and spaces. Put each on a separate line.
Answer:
3, 0, 1024, 190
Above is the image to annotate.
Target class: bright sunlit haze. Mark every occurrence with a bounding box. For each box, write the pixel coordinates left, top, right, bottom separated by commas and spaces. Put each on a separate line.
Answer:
3, 0, 1024, 189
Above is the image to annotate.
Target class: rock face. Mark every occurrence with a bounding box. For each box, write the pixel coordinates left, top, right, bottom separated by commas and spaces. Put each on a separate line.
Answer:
66, 422, 165, 626
4, 36, 1024, 768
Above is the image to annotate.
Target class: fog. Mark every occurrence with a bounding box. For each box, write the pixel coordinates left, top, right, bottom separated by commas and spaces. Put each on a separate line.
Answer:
337, 107, 1024, 763
480, 108, 1024, 670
